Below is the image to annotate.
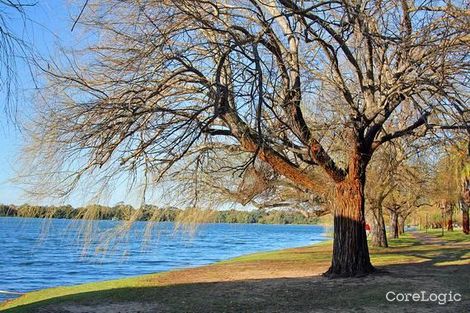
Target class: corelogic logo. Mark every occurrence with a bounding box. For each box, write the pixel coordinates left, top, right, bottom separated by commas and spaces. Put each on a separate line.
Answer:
386, 291, 462, 305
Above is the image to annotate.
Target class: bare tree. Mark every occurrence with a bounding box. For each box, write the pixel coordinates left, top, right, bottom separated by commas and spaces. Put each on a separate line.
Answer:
385, 199, 424, 239
365, 144, 406, 247
366, 137, 435, 246
373, 146, 431, 239
23, 0, 469, 277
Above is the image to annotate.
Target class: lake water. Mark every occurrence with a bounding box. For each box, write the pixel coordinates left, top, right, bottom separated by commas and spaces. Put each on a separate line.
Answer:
0, 217, 327, 301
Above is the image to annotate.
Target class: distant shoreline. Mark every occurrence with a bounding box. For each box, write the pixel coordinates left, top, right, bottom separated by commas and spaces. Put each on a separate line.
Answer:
0, 203, 322, 225
0, 215, 321, 226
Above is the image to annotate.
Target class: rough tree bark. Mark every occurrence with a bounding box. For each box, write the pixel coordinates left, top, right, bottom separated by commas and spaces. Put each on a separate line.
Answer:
447, 205, 454, 231
325, 153, 374, 277
463, 208, 469, 235
461, 200, 469, 235
461, 180, 469, 234
398, 214, 406, 235
370, 206, 388, 248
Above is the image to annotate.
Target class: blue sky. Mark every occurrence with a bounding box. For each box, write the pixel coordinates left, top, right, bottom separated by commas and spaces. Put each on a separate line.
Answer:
0, 0, 72, 205
0, 1, 248, 210
0, 1, 110, 207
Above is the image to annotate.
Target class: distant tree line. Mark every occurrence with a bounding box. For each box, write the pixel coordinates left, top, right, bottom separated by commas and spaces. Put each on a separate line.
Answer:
0, 204, 319, 225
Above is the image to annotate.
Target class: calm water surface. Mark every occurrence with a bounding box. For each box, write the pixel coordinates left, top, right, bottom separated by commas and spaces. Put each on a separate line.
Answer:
0, 217, 327, 301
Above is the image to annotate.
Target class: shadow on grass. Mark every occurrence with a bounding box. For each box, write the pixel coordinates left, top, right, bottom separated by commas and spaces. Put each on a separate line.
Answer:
431, 232, 470, 243
3, 233, 469, 313
3, 262, 469, 313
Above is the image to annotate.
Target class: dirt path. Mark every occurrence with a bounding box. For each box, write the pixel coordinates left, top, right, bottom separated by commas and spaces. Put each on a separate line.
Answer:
411, 231, 446, 245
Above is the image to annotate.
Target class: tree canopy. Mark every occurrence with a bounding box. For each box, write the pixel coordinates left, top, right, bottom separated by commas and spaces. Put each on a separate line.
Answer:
22, 0, 469, 277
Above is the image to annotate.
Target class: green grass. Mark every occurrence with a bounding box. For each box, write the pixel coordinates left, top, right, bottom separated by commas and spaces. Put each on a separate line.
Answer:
0, 274, 161, 312
424, 229, 470, 242
2, 232, 469, 312
219, 240, 332, 264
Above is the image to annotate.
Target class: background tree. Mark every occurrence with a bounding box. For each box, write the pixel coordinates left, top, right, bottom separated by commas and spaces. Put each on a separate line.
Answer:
455, 144, 470, 234
365, 142, 416, 247
382, 157, 430, 239
23, 0, 469, 277
462, 173, 470, 234
365, 144, 406, 247
433, 143, 470, 234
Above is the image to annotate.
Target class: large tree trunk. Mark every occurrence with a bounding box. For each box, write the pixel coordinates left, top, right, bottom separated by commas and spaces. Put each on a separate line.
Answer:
390, 210, 399, 239
370, 206, 388, 248
325, 157, 374, 277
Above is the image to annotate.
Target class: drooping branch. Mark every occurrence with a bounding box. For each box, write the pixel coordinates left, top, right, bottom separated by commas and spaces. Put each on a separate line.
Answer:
21, 0, 469, 210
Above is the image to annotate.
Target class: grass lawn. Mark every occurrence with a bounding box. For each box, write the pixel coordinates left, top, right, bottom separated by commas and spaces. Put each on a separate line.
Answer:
1, 231, 469, 312
423, 228, 470, 242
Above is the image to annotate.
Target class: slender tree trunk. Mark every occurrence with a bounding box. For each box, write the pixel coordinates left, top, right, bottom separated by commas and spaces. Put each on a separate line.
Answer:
325, 156, 374, 277
425, 213, 428, 233
441, 208, 445, 236
447, 207, 453, 231
370, 206, 388, 247
462, 169, 469, 235
441, 203, 446, 236
390, 210, 399, 239
398, 214, 405, 235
